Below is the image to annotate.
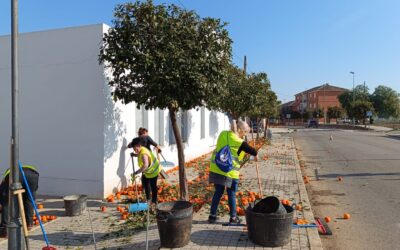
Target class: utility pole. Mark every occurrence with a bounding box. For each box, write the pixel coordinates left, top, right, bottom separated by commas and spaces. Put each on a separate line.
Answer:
350, 72, 355, 127
9, 0, 23, 249
244, 55, 247, 75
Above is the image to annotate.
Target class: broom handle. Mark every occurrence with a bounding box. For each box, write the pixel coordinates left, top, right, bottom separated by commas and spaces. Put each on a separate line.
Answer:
255, 158, 263, 197
131, 155, 140, 204
253, 139, 263, 197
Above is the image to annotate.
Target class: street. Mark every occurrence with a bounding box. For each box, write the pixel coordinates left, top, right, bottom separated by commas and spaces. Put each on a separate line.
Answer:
293, 129, 400, 250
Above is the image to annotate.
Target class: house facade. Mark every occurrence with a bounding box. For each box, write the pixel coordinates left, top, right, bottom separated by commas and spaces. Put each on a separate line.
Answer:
0, 24, 229, 198
292, 84, 348, 120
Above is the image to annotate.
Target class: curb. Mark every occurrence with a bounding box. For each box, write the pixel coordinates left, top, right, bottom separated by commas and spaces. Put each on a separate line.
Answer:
290, 137, 323, 250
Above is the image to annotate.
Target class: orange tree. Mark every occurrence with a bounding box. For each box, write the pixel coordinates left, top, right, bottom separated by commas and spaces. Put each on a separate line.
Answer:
99, 0, 232, 200
244, 72, 278, 141
207, 65, 250, 121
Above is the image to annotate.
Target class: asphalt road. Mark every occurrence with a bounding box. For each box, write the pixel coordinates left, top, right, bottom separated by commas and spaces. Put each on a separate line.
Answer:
293, 129, 400, 250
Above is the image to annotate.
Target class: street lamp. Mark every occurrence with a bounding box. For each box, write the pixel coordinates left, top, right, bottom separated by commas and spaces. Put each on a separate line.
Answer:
350, 71, 355, 127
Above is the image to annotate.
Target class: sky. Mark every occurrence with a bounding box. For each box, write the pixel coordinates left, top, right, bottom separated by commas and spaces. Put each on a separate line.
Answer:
0, 0, 399, 102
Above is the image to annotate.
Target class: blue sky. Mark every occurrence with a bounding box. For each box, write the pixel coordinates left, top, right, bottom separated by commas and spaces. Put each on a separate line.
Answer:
0, 0, 399, 102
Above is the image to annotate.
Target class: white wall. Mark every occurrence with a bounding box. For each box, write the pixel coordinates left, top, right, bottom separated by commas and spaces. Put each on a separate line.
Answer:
1, 23, 230, 199
0, 24, 108, 197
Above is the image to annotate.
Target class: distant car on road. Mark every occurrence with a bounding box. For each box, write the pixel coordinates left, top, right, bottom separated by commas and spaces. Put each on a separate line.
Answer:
306, 120, 318, 128
251, 123, 262, 133
339, 118, 352, 124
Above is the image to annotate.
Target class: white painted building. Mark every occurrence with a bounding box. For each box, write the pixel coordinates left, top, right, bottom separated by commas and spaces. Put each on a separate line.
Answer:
0, 24, 229, 198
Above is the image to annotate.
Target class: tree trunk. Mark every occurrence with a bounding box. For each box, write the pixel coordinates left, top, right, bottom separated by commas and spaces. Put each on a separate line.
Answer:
250, 120, 254, 145
256, 118, 260, 142
264, 118, 268, 138
168, 108, 188, 201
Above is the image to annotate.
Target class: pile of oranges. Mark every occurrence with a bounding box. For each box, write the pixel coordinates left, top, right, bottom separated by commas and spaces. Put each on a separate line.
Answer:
32, 204, 57, 225
33, 215, 57, 225
104, 138, 268, 222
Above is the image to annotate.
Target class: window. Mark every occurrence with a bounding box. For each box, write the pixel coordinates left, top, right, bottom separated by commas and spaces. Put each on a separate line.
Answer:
154, 109, 164, 146
200, 107, 205, 139
168, 113, 176, 145
181, 111, 189, 143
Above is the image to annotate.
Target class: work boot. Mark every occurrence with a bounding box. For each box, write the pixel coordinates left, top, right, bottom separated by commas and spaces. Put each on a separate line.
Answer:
208, 214, 219, 224
229, 216, 241, 224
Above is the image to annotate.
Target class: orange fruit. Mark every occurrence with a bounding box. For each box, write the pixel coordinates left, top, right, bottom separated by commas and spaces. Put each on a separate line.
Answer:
295, 204, 302, 211
281, 199, 290, 206
120, 214, 128, 220
100, 206, 107, 212
34, 220, 39, 225
324, 216, 331, 223
37, 204, 44, 209
343, 213, 351, 219
116, 193, 121, 200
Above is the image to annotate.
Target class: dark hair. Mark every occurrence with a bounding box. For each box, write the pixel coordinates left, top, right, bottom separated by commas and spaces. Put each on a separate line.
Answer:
138, 127, 148, 136
131, 137, 141, 147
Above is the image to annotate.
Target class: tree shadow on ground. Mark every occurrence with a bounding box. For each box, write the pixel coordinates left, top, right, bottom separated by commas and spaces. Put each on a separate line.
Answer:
385, 135, 400, 141
318, 172, 400, 179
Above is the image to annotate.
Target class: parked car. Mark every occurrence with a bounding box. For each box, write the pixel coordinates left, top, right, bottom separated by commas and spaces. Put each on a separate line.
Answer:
251, 123, 262, 133
306, 120, 318, 128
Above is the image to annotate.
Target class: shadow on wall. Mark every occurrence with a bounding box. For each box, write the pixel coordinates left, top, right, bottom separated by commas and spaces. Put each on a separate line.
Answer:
209, 111, 219, 139
115, 138, 129, 193
103, 87, 126, 161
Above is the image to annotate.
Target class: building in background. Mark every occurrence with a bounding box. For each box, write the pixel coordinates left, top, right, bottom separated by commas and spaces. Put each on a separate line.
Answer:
0, 24, 229, 198
281, 84, 347, 123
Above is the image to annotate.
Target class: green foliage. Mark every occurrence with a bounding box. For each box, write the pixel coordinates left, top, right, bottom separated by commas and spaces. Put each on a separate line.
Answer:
290, 111, 302, 119
312, 108, 324, 118
99, 0, 233, 200
327, 106, 343, 119
371, 85, 400, 118
245, 72, 278, 120
352, 100, 374, 121
338, 84, 371, 118
338, 91, 353, 116
207, 65, 248, 119
99, 0, 232, 111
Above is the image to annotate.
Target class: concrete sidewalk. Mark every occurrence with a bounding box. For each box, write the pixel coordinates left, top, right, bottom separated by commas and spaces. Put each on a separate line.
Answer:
0, 135, 322, 250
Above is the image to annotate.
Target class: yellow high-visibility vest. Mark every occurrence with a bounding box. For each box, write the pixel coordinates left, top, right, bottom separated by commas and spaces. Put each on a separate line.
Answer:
210, 131, 245, 179
3, 165, 37, 178
138, 147, 161, 178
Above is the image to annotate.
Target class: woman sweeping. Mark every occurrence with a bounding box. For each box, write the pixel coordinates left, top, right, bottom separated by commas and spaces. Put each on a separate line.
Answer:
208, 120, 258, 224
129, 137, 161, 207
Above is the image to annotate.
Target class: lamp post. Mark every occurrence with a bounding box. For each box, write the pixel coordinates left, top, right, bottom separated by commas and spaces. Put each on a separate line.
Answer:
350, 72, 355, 127
9, 0, 24, 249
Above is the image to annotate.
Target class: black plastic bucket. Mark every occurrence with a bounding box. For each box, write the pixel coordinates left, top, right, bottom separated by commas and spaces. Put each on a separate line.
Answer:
156, 201, 193, 248
63, 195, 87, 216
253, 196, 286, 214
246, 204, 294, 247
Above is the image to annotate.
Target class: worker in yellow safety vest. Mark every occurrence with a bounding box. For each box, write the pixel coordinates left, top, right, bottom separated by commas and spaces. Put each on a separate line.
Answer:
130, 137, 161, 206
0, 165, 39, 237
208, 120, 258, 224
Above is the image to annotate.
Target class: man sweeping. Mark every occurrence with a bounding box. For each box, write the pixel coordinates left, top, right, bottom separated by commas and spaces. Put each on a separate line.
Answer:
128, 138, 161, 208
0, 165, 39, 237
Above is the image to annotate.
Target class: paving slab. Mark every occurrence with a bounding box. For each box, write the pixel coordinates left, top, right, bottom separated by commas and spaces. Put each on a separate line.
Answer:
0, 135, 322, 250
